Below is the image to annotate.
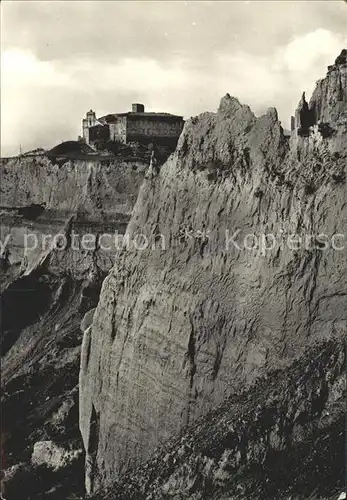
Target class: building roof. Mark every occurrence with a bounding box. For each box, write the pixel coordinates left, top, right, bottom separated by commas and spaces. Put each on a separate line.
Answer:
98, 112, 183, 123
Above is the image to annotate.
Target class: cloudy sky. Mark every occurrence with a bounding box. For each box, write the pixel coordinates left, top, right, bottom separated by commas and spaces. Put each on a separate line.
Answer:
1, 1, 346, 156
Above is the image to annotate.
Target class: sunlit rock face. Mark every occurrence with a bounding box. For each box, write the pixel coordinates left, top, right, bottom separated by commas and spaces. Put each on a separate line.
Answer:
79, 52, 346, 493
31, 440, 83, 471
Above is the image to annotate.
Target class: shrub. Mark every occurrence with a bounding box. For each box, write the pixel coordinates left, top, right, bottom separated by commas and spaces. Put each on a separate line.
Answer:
254, 187, 263, 198
318, 122, 335, 139
332, 171, 345, 184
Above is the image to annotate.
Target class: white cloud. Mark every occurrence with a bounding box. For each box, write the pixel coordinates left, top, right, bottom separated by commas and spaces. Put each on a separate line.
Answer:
1, 50, 73, 155
279, 28, 345, 73
1, 49, 71, 88
61, 57, 190, 94
208, 28, 347, 126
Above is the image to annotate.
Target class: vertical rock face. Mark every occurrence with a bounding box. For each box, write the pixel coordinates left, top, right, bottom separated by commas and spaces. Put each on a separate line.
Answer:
293, 49, 347, 153
310, 49, 347, 125
79, 53, 347, 493
89, 339, 345, 500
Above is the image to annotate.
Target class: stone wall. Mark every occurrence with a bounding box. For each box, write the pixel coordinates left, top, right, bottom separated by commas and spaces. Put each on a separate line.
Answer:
89, 124, 111, 143
126, 115, 183, 142
82, 119, 89, 144
85, 114, 183, 146
109, 117, 127, 143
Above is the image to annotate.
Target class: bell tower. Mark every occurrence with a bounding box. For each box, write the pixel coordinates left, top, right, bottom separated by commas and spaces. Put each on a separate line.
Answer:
82, 109, 97, 144
87, 109, 97, 126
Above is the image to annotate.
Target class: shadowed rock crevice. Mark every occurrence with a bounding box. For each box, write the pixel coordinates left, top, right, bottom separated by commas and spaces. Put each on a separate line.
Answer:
297, 93, 316, 136
1, 271, 54, 355
85, 404, 101, 494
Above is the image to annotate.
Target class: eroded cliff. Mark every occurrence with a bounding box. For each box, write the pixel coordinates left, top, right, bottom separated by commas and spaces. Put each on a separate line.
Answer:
90, 339, 345, 500
0, 155, 147, 499
80, 51, 347, 496
0, 155, 147, 274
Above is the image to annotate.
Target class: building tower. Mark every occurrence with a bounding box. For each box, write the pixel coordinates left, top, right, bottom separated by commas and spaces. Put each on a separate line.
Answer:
132, 103, 145, 113
82, 109, 97, 144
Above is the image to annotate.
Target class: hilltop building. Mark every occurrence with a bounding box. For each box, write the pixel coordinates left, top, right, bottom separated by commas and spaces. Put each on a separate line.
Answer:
82, 103, 184, 148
